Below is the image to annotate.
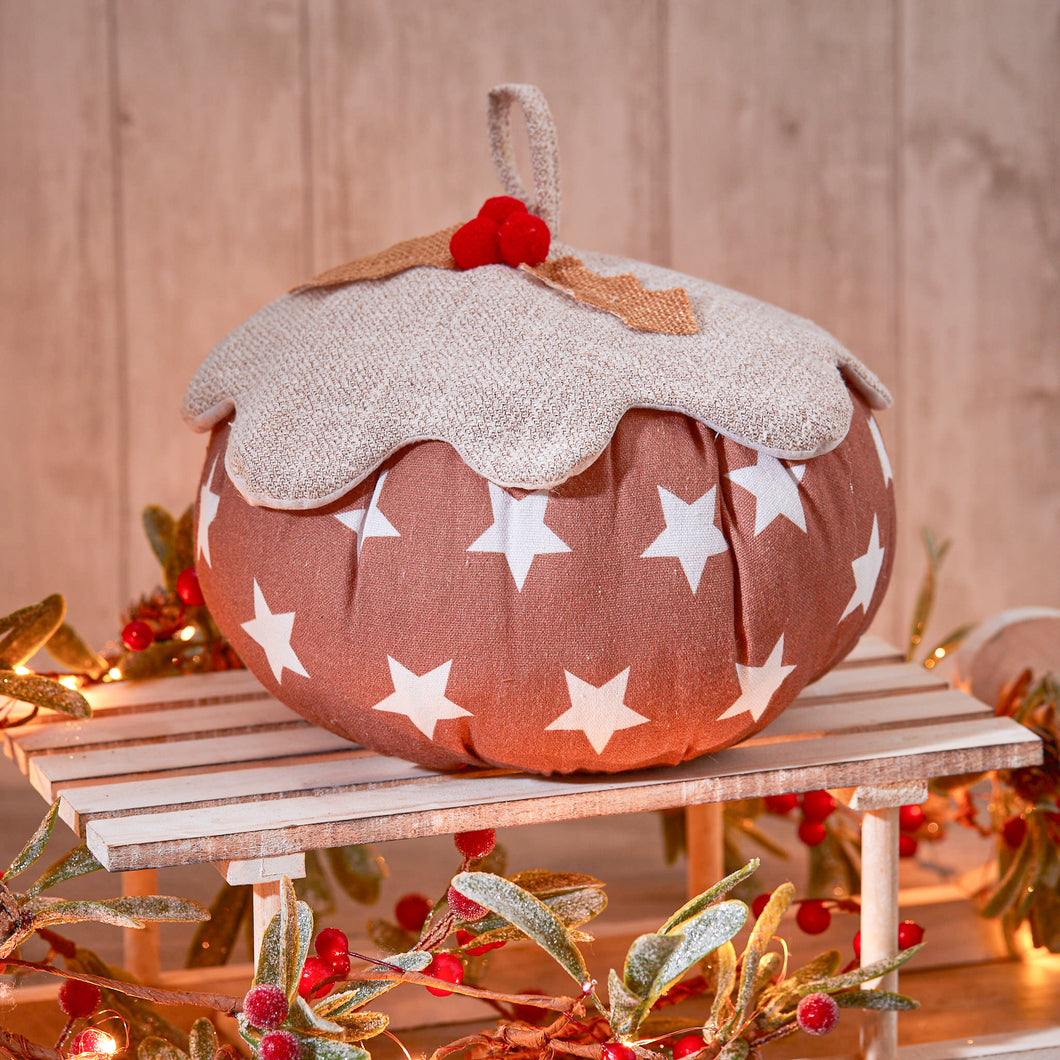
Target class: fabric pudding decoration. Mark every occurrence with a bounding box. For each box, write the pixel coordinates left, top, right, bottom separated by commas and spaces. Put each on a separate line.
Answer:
183, 84, 896, 775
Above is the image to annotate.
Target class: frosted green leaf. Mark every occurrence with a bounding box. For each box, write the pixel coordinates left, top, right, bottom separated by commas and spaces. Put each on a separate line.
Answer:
26, 897, 145, 930
451, 872, 591, 992
3, 799, 60, 881
835, 990, 919, 1011
705, 941, 737, 1036
759, 950, 842, 1016
300, 1037, 370, 1060
137, 1037, 187, 1060
102, 895, 209, 922
983, 835, 1035, 919
750, 951, 782, 1001
728, 884, 793, 1034
169, 506, 195, 591
325, 1010, 390, 1040
471, 886, 606, 940
327, 845, 386, 906
0, 594, 65, 669
143, 506, 176, 570
715, 1040, 749, 1060
188, 1019, 219, 1060
660, 859, 759, 934
622, 932, 683, 1001
46, 623, 108, 679
0, 672, 90, 718
794, 944, 922, 996
507, 870, 605, 896
316, 951, 432, 1016
28, 843, 104, 895
607, 967, 643, 1038
289, 995, 345, 1034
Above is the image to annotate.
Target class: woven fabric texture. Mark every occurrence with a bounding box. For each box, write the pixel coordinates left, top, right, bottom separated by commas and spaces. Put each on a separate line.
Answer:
195, 395, 895, 775
183, 243, 891, 510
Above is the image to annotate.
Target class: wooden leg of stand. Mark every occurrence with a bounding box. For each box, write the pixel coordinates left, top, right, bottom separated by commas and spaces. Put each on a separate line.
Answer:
122, 869, 160, 984
860, 805, 899, 1060
252, 880, 282, 964
686, 802, 724, 898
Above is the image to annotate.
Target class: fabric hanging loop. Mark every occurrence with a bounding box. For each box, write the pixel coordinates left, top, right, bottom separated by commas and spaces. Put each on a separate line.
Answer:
487, 83, 562, 236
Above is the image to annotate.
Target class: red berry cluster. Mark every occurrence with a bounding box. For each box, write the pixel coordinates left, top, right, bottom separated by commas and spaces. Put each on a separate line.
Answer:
898, 802, 925, 859
121, 566, 204, 652
449, 197, 550, 271
297, 927, 351, 1000
242, 983, 290, 1030
852, 920, 925, 959
799, 790, 836, 847
259, 1029, 302, 1060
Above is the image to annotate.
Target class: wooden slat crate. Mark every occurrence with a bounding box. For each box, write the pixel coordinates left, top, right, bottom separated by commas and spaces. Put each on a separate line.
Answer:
0, 635, 1040, 872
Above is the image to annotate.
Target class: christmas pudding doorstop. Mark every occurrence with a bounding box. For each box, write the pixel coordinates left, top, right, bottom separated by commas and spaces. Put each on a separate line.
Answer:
183, 83, 896, 775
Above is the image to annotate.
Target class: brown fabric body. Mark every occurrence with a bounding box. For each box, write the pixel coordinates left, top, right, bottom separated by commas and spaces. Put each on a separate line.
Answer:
195, 395, 894, 775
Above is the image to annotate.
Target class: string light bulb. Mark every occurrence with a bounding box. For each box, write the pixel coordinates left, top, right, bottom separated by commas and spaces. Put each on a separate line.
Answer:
69, 1028, 118, 1056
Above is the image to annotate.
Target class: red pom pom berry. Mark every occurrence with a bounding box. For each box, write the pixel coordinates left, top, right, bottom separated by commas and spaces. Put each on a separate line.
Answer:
259, 1029, 302, 1060
798, 819, 828, 847
122, 620, 154, 652
448, 884, 489, 922
478, 196, 527, 225
763, 792, 799, 815
751, 893, 771, 918
297, 955, 334, 1000
498, 211, 550, 267
898, 833, 919, 858
801, 790, 837, 822
673, 1034, 706, 1059
898, 804, 925, 833
898, 920, 925, 949
314, 927, 349, 964
796, 992, 839, 1036
175, 567, 205, 606
395, 892, 433, 933
601, 1046, 636, 1060
58, 978, 101, 1019
455, 829, 496, 860
450, 217, 502, 270
796, 900, 831, 935
425, 952, 463, 996
243, 983, 290, 1030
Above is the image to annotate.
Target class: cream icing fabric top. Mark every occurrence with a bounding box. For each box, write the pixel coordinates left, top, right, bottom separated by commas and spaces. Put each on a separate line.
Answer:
182, 242, 890, 510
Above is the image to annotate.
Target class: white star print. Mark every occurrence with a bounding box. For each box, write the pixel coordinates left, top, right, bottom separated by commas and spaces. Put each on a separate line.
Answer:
841, 515, 886, 620
467, 482, 571, 591
372, 657, 471, 738
546, 668, 648, 755
727, 454, 808, 536
240, 581, 310, 684
197, 458, 222, 567
641, 485, 729, 592
867, 418, 893, 485
334, 471, 400, 557
717, 635, 797, 722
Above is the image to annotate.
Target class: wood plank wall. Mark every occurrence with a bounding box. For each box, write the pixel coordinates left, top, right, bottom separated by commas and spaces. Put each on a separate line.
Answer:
2, 1, 1058, 655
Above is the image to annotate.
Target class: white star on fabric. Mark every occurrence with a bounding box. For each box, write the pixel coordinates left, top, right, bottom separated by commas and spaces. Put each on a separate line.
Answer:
334, 471, 400, 557
467, 482, 571, 591
240, 580, 310, 684
867, 417, 893, 485
717, 635, 797, 722
641, 485, 729, 592
841, 515, 886, 620
372, 657, 471, 738
546, 668, 649, 755
727, 454, 808, 536
197, 458, 222, 567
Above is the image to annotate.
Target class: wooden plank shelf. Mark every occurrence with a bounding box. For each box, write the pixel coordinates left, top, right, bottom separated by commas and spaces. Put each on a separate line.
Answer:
0, 636, 1040, 873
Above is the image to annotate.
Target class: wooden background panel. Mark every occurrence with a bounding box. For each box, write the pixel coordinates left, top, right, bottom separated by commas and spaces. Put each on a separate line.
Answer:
0, 0, 123, 648
667, 0, 903, 638
900, 0, 1060, 645
115, 0, 307, 603
306, 0, 669, 273
0, 0, 1057, 666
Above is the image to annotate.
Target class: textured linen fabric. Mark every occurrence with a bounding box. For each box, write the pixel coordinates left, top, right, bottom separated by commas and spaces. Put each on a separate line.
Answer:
182, 245, 891, 510
194, 394, 895, 775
